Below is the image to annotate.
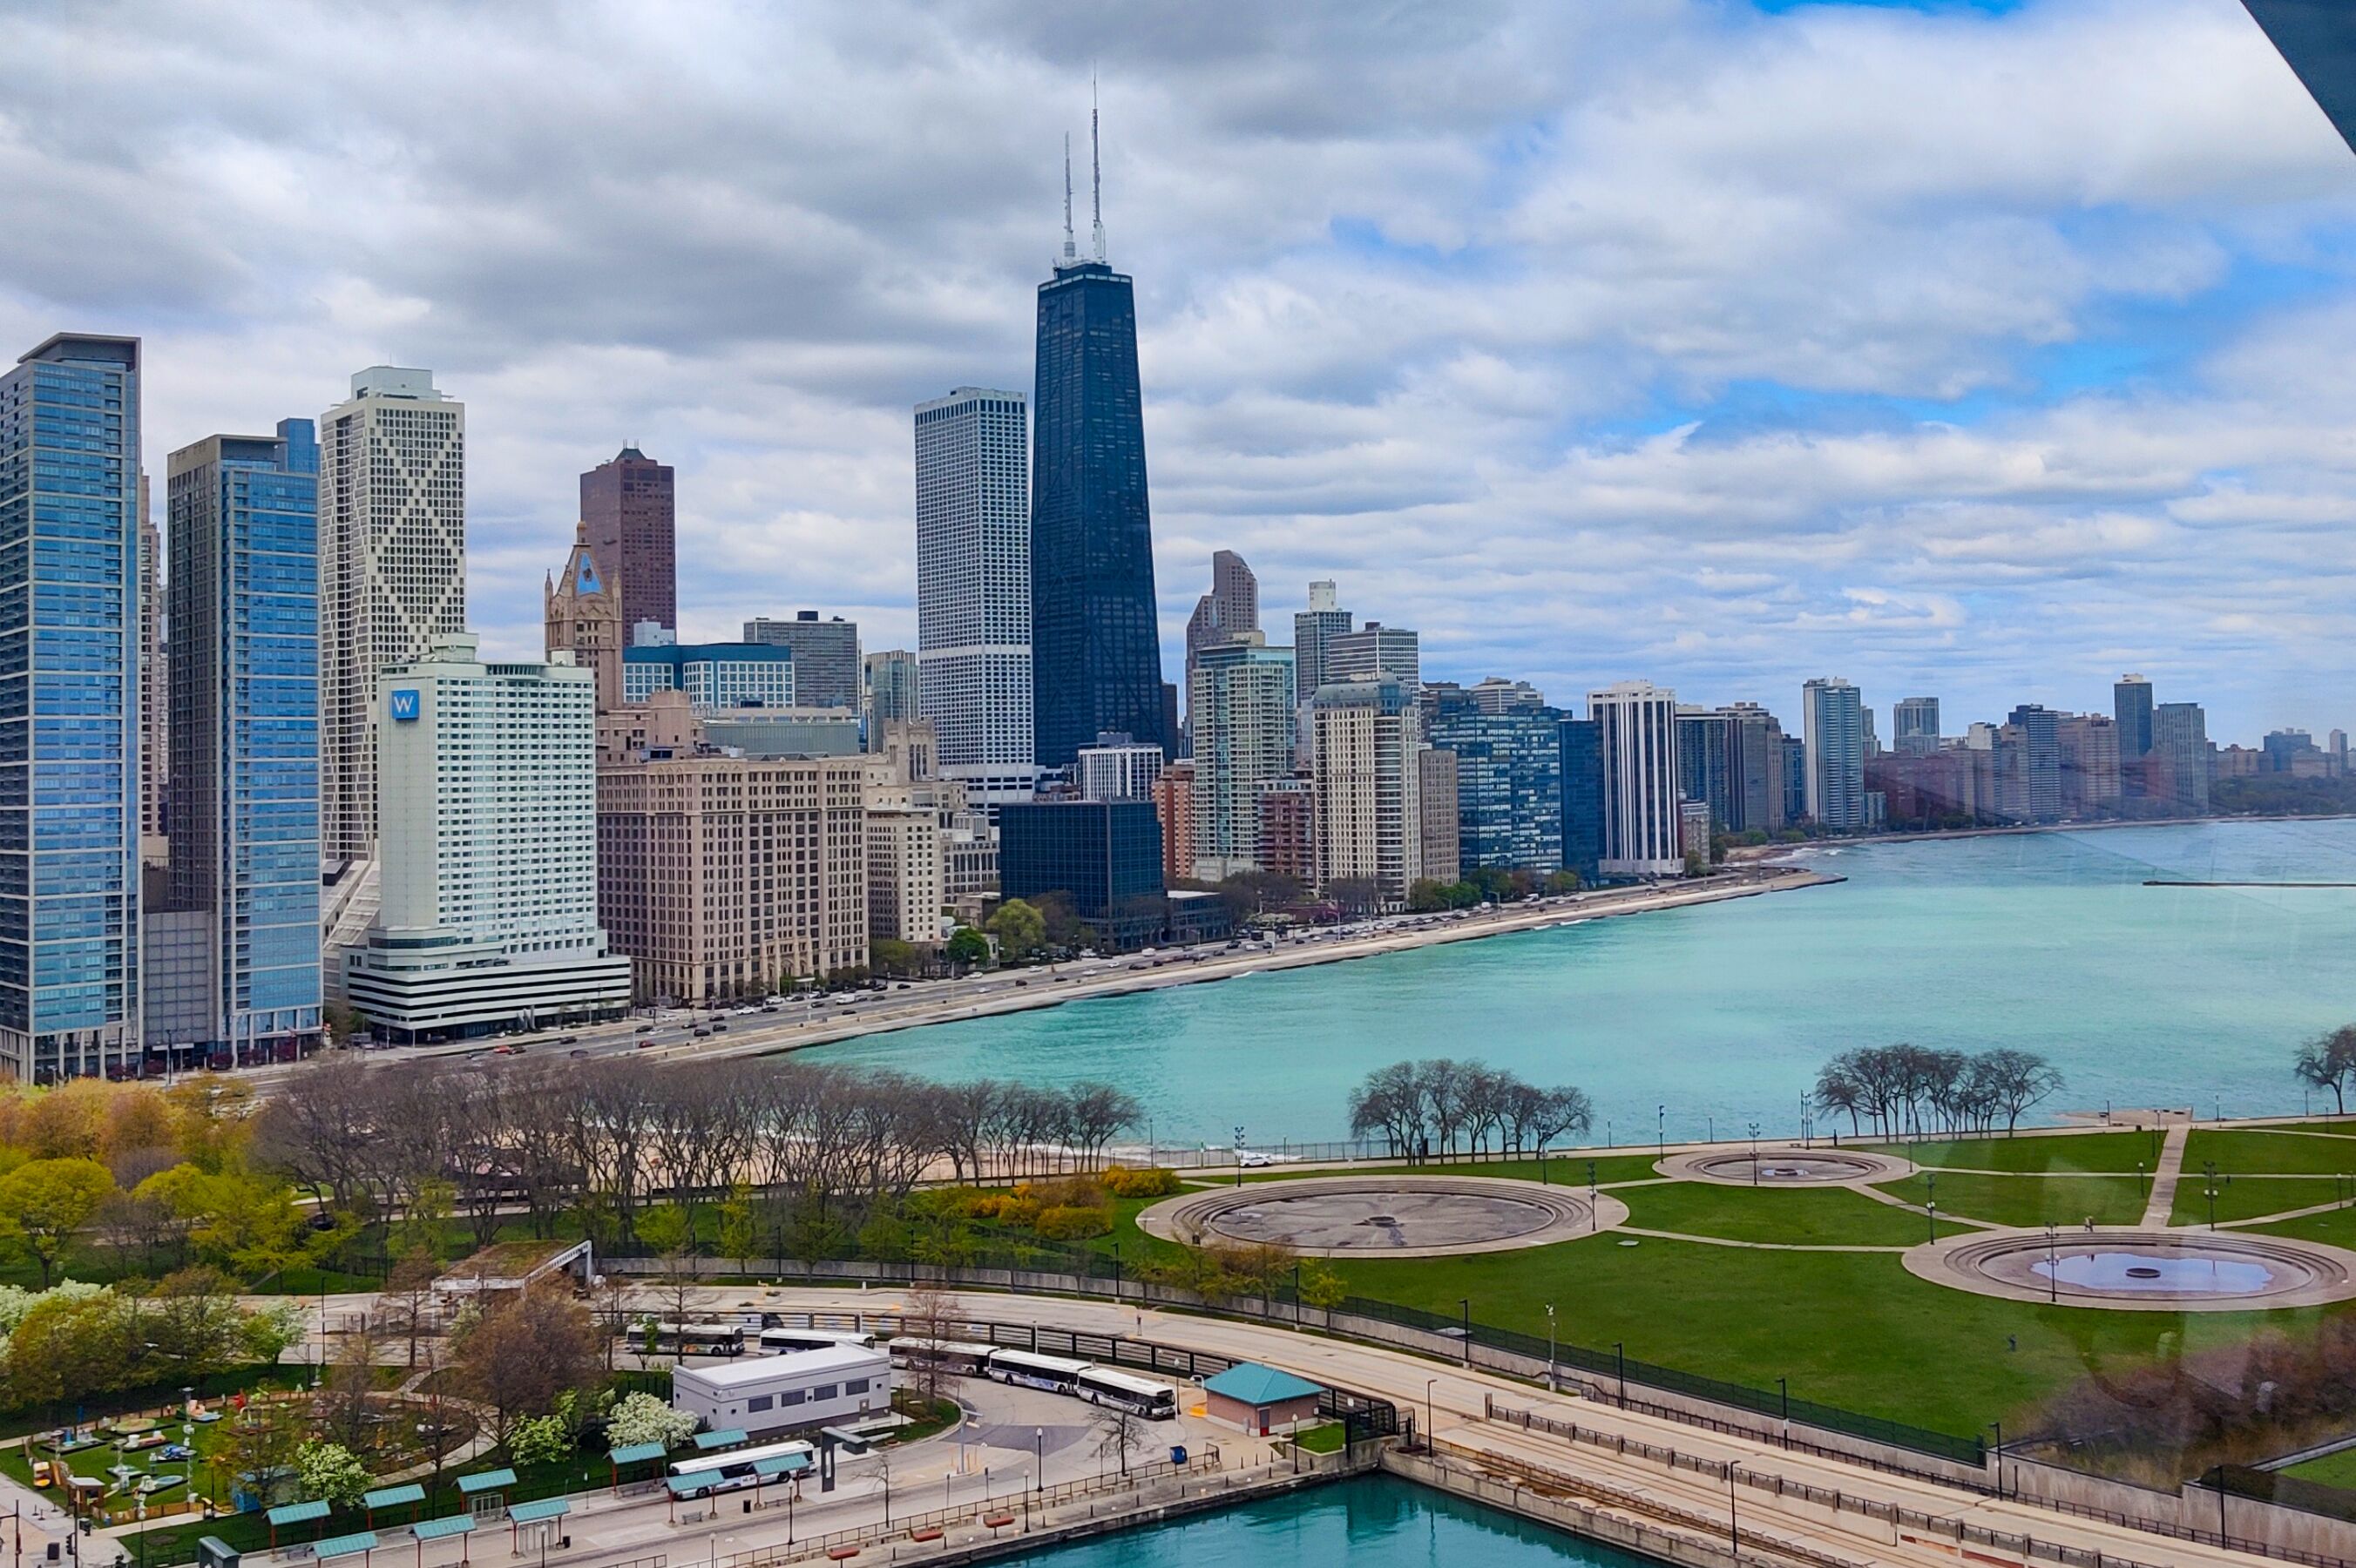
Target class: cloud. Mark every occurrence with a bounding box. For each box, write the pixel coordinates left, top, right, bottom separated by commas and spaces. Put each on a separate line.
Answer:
1, 0, 2353, 739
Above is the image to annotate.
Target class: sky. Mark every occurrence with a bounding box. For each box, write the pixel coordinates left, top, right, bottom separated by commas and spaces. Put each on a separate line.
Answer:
4, 0, 2354, 744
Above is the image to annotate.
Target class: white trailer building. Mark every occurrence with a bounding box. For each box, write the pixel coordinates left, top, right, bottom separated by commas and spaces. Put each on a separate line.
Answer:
670, 1345, 893, 1437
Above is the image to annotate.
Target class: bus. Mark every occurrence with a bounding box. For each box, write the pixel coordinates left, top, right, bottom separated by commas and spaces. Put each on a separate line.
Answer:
984, 1348, 1089, 1395
887, 1337, 994, 1375
641, 1321, 747, 1356
664, 1439, 815, 1497
1073, 1366, 1178, 1421
756, 1327, 877, 1355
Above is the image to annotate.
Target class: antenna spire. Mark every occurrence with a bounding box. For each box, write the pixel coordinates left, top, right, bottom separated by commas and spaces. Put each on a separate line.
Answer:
1091, 74, 1106, 261
1061, 133, 1076, 261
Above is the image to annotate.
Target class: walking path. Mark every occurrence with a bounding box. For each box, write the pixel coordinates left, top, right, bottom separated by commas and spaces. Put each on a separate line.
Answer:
2142, 1121, 2192, 1227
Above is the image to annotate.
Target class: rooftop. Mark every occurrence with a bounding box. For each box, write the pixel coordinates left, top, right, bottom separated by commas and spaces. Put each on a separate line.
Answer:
1202, 1362, 1324, 1406
672, 1344, 886, 1389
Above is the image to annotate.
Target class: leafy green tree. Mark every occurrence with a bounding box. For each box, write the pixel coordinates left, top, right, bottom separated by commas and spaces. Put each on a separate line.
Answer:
716, 1183, 758, 1273
870, 938, 917, 978
295, 1440, 370, 1507
944, 928, 991, 971
0, 1157, 114, 1286
635, 1201, 693, 1257
508, 1415, 572, 1467
986, 899, 1047, 961
389, 1177, 455, 1261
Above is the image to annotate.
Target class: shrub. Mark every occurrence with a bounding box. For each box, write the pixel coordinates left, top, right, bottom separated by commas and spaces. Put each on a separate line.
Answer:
1101, 1166, 1181, 1199
1033, 1205, 1114, 1240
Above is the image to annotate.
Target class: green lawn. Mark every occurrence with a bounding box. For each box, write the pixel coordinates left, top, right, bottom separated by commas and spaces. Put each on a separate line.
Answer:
2244, 1120, 2356, 1139
1324, 1229, 2344, 1439
2170, 1176, 2349, 1228
2283, 1447, 2356, 1489
1251, 1153, 1669, 1186
1616, 1179, 1952, 1247
1875, 1173, 2150, 1229
1865, 1129, 2165, 1174
2186, 1131, 2356, 1179
2244, 1206, 2356, 1248
1292, 1421, 1347, 1454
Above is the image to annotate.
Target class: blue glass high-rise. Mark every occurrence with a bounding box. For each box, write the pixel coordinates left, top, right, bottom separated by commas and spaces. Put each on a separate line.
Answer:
166, 420, 322, 1066
0, 335, 143, 1082
1031, 249, 1168, 767
1426, 690, 1564, 872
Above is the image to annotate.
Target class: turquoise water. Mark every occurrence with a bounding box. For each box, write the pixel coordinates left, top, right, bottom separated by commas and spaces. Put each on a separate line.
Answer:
1005, 1477, 1650, 1566
814, 820, 2356, 1144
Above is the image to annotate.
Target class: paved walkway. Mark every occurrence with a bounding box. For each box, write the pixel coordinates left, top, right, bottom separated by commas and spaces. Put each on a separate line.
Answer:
2142, 1121, 2192, 1227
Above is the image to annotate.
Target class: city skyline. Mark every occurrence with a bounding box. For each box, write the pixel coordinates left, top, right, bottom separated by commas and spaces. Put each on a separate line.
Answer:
6, 3, 2356, 743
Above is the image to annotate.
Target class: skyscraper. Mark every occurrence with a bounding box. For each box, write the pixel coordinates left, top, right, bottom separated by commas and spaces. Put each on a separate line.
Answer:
166, 421, 323, 1065
2006, 704, 2063, 822
1589, 683, 1682, 877
1893, 697, 1940, 756
915, 388, 1036, 798
2115, 674, 2154, 769
1188, 638, 1296, 879
1674, 707, 1736, 832
1425, 686, 1563, 872
1802, 678, 1867, 830
1311, 679, 1421, 905
1557, 718, 1604, 884
318, 366, 466, 867
545, 524, 624, 710
579, 445, 675, 637
744, 612, 860, 708
1326, 622, 1420, 686
1184, 549, 1259, 707
1292, 581, 1352, 705
1723, 701, 1787, 834
138, 473, 166, 860
863, 649, 919, 739
2152, 701, 2212, 813
0, 335, 144, 1083
1030, 122, 1168, 767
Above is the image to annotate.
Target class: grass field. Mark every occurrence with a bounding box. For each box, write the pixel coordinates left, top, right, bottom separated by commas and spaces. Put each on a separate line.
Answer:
1865, 1130, 2165, 1174
2169, 1175, 2348, 1227
1875, 1172, 2149, 1229
1616, 1179, 1952, 1247
2284, 1448, 2356, 1488
2185, 1130, 2356, 1179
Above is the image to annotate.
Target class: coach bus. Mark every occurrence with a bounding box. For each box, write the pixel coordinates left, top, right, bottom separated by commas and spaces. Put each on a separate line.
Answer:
663, 1439, 815, 1497
1073, 1365, 1179, 1420
756, 1327, 877, 1355
642, 1321, 747, 1356
886, 1337, 995, 1375
983, 1348, 1090, 1395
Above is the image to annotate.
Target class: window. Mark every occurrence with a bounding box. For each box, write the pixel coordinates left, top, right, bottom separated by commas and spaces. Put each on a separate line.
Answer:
811, 1385, 837, 1401
844, 1379, 868, 1395
782, 1389, 805, 1406
747, 1395, 773, 1412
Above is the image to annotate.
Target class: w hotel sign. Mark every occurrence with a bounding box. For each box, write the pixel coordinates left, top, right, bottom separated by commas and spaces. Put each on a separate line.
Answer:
389, 689, 422, 722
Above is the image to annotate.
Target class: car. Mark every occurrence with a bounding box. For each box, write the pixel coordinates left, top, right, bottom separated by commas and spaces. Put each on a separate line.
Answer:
1013, 979, 1027, 987
491, 1044, 516, 1055
895, 983, 911, 990
691, 1028, 710, 1038
637, 1038, 659, 1049
569, 1048, 589, 1058
634, 1023, 654, 1033
710, 1021, 728, 1032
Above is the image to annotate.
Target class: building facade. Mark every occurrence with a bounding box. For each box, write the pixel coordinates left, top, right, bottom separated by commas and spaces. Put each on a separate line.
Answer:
1893, 697, 1940, 755
998, 800, 1168, 947
0, 335, 145, 1082
623, 642, 795, 713
1311, 679, 1421, 905
1188, 639, 1296, 879
744, 613, 860, 708
1425, 688, 1563, 872
138, 473, 166, 859
2151, 700, 2212, 814
1256, 779, 1317, 884
1076, 735, 1167, 802
1325, 622, 1420, 687
914, 388, 1036, 799
1149, 760, 1195, 886
1417, 748, 1460, 887
1557, 718, 1603, 884
318, 367, 466, 866
2057, 713, 2122, 817
346, 637, 631, 1038
1030, 245, 1169, 766
545, 524, 624, 710
865, 799, 944, 949
1184, 549, 1260, 722
1802, 677, 1867, 831
1723, 701, 1787, 835
1589, 682, 1682, 877
165, 422, 324, 1067
863, 649, 919, 740
579, 445, 675, 637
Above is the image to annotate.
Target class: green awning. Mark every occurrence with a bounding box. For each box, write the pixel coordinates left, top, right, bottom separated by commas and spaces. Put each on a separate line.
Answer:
455, 1469, 517, 1496
665, 1475, 712, 1497
361, 1484, 423, 1511
410, 1517, 476, 1542
606, 1442, 667, 1466
266, 1501, 330, 1527
752, 1453, 809, 1477
692, 1429, 748, 1450
506, 1499, 569, 1524
312, 1532, 379, 1562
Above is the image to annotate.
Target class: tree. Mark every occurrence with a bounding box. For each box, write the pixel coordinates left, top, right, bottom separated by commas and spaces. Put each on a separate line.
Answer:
944, 928, 991, 972
382, 1248, 443, 1369
605, 1390, 699, 1450
986, 899, 1047, 961
0, 1158, 113, 1286
508, 1415, 572, 1467
449, 1281, 603, 1443
1975, 1049, 2063, 1133
295, 1441, 370, 1508
2295, 1026, 2356, 1116
870, 938, 918, 979
717, 1183, 759, 1274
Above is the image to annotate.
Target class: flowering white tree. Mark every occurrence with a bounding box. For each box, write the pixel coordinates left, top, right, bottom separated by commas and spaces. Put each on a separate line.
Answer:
605, 1391, 698, 1450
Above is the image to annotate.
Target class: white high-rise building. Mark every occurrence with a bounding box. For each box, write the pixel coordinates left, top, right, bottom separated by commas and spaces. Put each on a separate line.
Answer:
1589, 681, 1682, 877
318, 367, 466, 867
915, 388, 1037, 801
1188, 637, 1296, 879
345, 636, 630, 1041
1076, 736, 1168, 803
1310, 678, 1421, 905
1803, 677, 1867, 830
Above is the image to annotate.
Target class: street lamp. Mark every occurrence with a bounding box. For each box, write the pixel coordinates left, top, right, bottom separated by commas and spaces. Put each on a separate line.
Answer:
1656, 1105, 1665, 1154
1544, 1304, 1557, 1394
1425, 1378, 1437, 1454
1459, 1298, 1471, 1367
1747, 1122, 1761, 1185
2044, 1224, 2059, 1304
1613, 1342, 1627, 1409
1033, 1428, 1044, 1494
1776, 1376, 1790, 1448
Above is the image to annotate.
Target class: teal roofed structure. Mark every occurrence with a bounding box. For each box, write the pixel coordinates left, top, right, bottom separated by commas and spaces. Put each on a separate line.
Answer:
1202, 1363, 1323, 1405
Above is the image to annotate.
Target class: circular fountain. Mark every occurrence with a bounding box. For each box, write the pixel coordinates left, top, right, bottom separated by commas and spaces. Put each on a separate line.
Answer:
1655, 1147, 1912, 1186
1137, 1175, 1625, 1259
1904, 1228, 2356, 1311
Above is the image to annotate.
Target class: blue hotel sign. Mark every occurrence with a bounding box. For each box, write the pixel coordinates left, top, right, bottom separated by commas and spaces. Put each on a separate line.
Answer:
389, 689, 421, 721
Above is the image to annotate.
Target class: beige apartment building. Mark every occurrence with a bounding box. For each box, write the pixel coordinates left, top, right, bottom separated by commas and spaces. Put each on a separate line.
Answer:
597, 744, 869, 1002
1311, 678, 1421, 907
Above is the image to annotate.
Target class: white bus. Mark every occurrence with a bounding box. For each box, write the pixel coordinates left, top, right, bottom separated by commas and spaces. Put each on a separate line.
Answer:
887, 1337, 995, 1375
984, 1348, 1089, 1395
642, 1321, 746, 1356
1073, 1366, 1178, 1421
757, 1327, 877, 1355
663, 1439, 815, 1497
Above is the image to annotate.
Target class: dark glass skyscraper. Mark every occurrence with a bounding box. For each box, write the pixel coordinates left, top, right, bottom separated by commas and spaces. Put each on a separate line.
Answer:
1031, 244, 1168, 767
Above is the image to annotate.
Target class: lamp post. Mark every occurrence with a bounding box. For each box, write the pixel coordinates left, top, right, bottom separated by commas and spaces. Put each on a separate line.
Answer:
1587, 1161, 1599, 1232
1988, 1421, 2004, 1501
1459, 1298, 1471, 1366
1613, 1342, 1626, 1409
1926, 1200, 1938, 1242
1544, 1304, 1557, 1394
2204, 1161, 2222, 1231
1747, 1122, 1761, 1186
2045, 1224, 2059, 1303
1033, 1428, 1044, 1494
1234, 1125, 1245, 1188
1425, 1379, 1437, 1454
1112, 1240, 1122, 1302
1656, 1105, 1664, 1155
1777, 1376, 1789, 1448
